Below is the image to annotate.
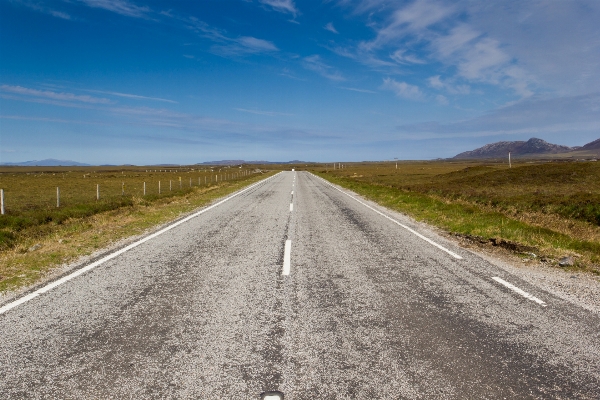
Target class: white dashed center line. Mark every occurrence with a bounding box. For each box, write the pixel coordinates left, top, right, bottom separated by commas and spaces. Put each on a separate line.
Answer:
290, 203, 293, 212
492, 277, 547, 306
282, 240, 291, 275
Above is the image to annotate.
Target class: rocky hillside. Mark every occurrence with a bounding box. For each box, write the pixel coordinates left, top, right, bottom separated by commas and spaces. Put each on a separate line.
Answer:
454, 138, 573, 159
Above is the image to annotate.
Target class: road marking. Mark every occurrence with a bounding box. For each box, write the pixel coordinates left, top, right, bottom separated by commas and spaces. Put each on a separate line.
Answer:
291, 191, 293, 195
314, 174, 462, 259
290, 203, 293, 212
282, 240, 291, 275
0, 173, 282, 315
492, 277, 547, 306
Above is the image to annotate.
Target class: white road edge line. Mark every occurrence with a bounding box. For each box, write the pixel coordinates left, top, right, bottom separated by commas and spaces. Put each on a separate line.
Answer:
282, 240, 291, 276
492, 277, 547, 306
313, 173, 462, 260
290, 203, 293, 212
0, 172, 282, 315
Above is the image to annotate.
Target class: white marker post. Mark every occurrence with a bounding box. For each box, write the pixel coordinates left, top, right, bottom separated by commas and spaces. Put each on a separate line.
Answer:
143, 182, 146, 195
56, 187, 60, 207
170, 180, 172, 191
1, 189, 4, 215
159, 181, 161, 194
122, 182, 125, 196
509, 152, 512, 168
96, 184, 100, 200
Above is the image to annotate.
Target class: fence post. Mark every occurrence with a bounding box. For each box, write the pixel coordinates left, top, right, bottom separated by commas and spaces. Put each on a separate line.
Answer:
97, 184, 100, 200
143, 182, 146, 195
57, 187, 60, 207
190, 177, 192, 188
122, 182, 125, 196
159, 181, 161, 194
170, 180, 172, 191
1, 188, 5, 214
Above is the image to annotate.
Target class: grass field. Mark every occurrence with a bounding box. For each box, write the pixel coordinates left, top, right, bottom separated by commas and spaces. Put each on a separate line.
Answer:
308, 160, 600, 273
0, 165, 253, 250
0, 166, 272, 292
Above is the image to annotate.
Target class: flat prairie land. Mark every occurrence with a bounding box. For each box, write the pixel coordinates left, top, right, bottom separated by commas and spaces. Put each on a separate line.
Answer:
309, 160, 600, 273
0, 165, 269, 292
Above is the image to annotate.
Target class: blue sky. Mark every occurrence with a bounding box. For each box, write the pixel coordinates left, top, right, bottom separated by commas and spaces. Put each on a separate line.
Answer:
1, 0, 600, 164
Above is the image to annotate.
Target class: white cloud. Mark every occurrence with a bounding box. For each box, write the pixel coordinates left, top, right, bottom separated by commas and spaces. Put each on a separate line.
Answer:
380, 78, 423, 100
234, 108, 293, 116
303, 55, 345, 81
427, 75, 470, 95
259, 0, 298, 15
389, 49, 425, 64
211, 36, 279, 57
1, 85, 111, 104
324, 22, 338, 34
77, 0, 150, 18
340, 87, 376, 94
361, 0, 454, 51
86, 89, 178, 103
236, 36, 278, 52
435, 94, 449, 105
12, 1, 72, 20
396, 92, 600, 137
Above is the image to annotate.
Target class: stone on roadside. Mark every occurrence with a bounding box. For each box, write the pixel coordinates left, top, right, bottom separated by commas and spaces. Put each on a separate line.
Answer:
28, 243, 42, 252
558, 256, 574, 267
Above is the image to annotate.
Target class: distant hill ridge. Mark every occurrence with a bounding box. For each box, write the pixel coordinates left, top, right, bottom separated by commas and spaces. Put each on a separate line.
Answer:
453, 137, 598, 159
0, 159, 91, 166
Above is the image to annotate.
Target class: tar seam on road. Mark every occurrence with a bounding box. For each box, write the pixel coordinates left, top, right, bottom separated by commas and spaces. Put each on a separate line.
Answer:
0, 172, 282, 315
282, 240, 291, 276
312, 173, 463, 259
492, 277, 547, 306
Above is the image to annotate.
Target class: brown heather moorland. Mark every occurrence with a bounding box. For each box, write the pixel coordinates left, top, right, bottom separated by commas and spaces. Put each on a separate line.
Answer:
307, 160, 600, 274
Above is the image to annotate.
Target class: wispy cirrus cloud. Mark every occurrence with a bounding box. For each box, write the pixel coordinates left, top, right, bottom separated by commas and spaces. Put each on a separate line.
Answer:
340, 0, 535, 97
185, 17, 278, 57
259, 0, 298, 16
324, 22, 338, 34
234, 108, 294, 117
77, 0, 150, 18
340, 87, 376, 94
86, 89, 178, 104
427, 75, 470, 95
396, 93, 600, 138
211, 36, 279, 57
10, 1, 72, 19
380, 78, 423, 100
303, 55, 345, 81
1, 85, 111, 104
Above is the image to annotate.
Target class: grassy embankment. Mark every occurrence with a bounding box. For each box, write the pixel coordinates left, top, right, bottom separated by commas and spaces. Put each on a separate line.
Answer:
0, 166, 275, 292
310, 160, 600, 274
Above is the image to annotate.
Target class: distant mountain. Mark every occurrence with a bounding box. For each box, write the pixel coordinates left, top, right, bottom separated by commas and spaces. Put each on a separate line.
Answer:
1, 159, 91, 166
581, 138, 600, 150
197, 160, 312, 165
453, 138, 573, 159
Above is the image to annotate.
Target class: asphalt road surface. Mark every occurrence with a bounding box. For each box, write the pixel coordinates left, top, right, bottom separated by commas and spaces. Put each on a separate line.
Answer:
1, 171, 599, 399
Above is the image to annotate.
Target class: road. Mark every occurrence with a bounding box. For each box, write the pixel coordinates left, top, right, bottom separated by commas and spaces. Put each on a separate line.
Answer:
0, 171, 599, 399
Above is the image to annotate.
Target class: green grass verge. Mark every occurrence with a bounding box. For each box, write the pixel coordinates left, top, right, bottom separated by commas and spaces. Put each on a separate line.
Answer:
316, 172, 600, 274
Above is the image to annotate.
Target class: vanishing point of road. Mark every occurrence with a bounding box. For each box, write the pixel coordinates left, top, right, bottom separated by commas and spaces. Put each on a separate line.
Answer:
1, 171, 598, 398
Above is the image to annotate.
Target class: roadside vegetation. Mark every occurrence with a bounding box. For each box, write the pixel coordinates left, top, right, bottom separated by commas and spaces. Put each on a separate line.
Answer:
310, 160, 600, 274
0, 166, 274, 292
